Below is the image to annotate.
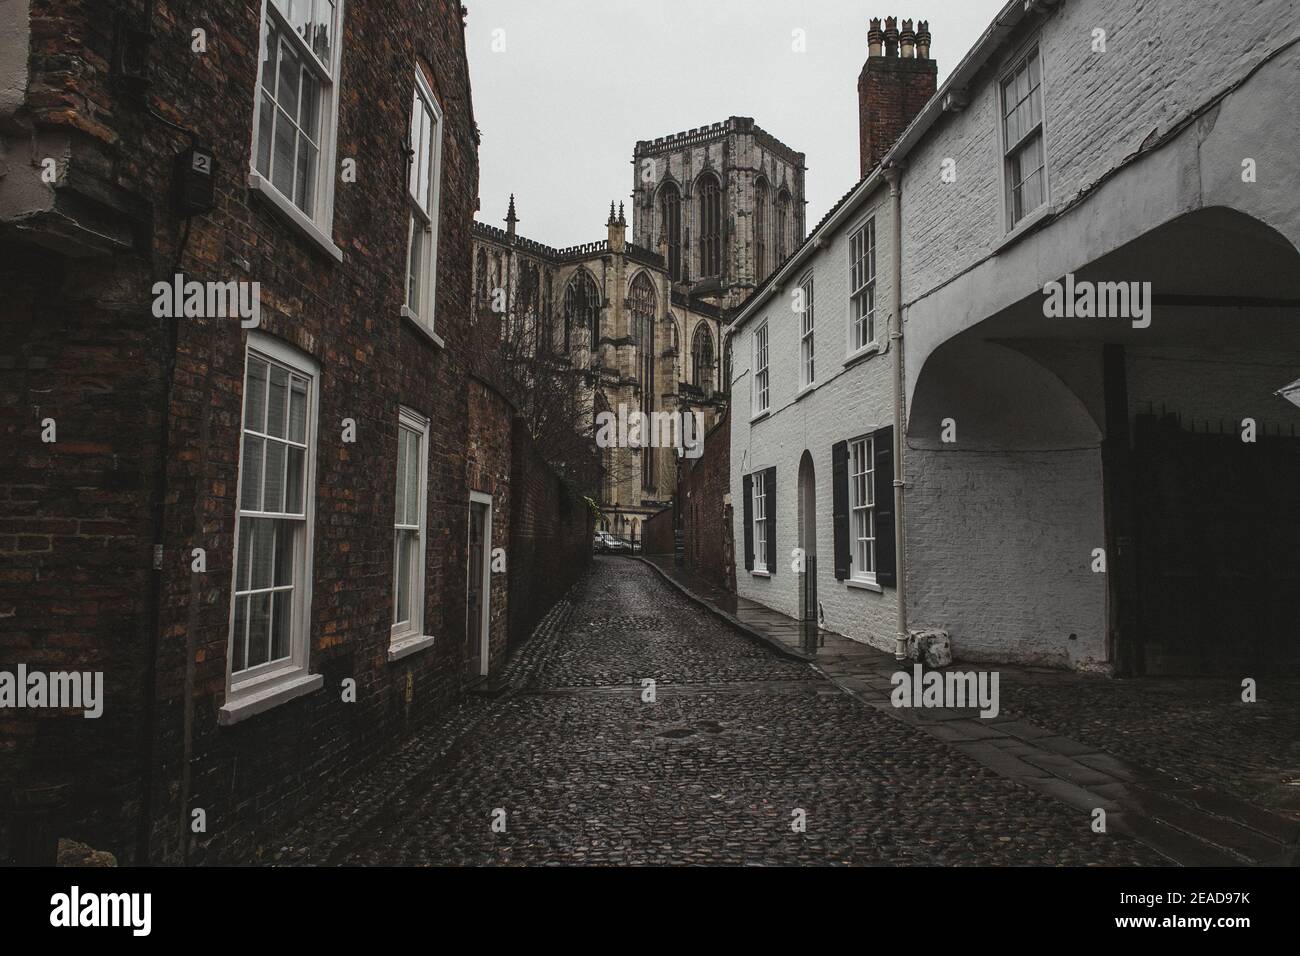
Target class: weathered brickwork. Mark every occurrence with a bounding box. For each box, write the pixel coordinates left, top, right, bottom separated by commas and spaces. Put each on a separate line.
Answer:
859, 17, 936, 178
640, 506, 674, 557
467, 377, 513, 673
900, 0, 1299, 305
506, 417, 593, 648
2, 0, 488, 864
680, 408, 735, 594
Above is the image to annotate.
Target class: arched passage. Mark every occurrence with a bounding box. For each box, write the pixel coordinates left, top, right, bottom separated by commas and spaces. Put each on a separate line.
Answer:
905, 206, 1300, 676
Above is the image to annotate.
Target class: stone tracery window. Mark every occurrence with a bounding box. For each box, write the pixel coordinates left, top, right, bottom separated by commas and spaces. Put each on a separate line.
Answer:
563, 270, 600, 352
630, 272, 657, 490
660, 183, 682, 282
697, 173, 722, 279
775, 188, 790, 266
691, 323, 714, 395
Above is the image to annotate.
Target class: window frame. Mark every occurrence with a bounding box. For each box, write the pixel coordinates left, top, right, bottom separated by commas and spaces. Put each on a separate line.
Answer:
402, 66, 445, 341
752, 470, 769, 573
999, 43, 1048, 232
752, 321, 770, 417
660, 183, 682, 282
849, 435, 876, 584
848, 216, 877, 355
391, 406, 430, 647
697, 173, 722, 279
798, 270, 815, 389
775, 190, 790, 265
248, 0, 346, 258
225, 331, 321, 709
691, 322, 714, 393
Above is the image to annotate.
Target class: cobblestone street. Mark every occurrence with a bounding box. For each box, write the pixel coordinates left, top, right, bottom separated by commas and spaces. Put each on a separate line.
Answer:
273, 558, 1164, 865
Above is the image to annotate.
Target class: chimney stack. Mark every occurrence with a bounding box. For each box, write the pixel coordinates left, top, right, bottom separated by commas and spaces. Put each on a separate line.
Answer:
858, 13, 938, 178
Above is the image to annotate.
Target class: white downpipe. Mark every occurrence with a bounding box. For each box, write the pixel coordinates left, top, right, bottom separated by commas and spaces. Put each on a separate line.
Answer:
884, 165, 908, 661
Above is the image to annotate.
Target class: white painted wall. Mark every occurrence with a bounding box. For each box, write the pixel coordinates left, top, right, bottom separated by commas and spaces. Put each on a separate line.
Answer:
730, 184, 900, 652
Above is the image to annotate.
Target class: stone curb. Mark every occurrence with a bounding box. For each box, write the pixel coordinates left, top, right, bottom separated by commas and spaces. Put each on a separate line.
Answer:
632, 556, 815, 663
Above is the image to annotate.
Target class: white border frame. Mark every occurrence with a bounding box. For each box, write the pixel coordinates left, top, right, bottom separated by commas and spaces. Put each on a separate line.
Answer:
467, 491, 494, 677
751, 320, 770, 420
751, 469, 770, 574
390, 405, 431, 649
248, 0, 347, 261
797, 268, 815, 389
845, 213, 880, 360
402, 66, 445, 338
847, 433, 878, 587
996, 39, 1050, 235
220, 331, 323, 724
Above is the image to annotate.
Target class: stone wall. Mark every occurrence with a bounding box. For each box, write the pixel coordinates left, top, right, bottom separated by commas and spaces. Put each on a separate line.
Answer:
507, 418, 594, 647
641, 506, 674, 557
680, 408, 735, 593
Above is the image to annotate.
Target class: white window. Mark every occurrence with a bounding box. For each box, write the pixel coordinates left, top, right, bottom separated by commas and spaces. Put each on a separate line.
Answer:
392, 407, 429, 643
1001, 46, 1046, 229
849, 218, 876, 352
251, 0, 344, 239
798, 271, 814, 388
850, 436, 875, 580
228, 334, 319, 696
753, 322, 770, 415
404, 68, 444, 334
753, 470, 769, 572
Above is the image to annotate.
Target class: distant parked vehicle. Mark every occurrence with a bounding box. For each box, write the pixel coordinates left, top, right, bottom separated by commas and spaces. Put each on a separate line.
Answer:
594, 531, 630, 553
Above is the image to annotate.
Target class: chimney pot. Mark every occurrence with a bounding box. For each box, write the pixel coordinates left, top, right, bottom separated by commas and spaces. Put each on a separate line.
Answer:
916, 20, 932, 59
868, 17, 883, 57
884, 16, 899, 57
858, 13, 939, 178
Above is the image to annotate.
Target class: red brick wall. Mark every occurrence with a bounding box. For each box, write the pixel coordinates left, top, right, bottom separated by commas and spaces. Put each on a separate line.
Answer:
2, 0, 481, 864
642, 507, 675, 556
467, 377, 512, 674
507, 418, 593, 647
859, 53, 938, 178
680, 409, 735, 592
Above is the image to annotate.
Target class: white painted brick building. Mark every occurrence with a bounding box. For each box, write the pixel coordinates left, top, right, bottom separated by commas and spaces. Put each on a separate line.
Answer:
729, 1, 1300, 676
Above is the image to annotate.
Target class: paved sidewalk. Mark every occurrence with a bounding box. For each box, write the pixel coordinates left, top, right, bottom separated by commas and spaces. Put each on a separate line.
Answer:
637, 556, 1300, 866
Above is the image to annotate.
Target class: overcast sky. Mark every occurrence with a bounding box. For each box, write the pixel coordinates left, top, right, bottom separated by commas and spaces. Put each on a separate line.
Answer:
464, 0, 1008, 247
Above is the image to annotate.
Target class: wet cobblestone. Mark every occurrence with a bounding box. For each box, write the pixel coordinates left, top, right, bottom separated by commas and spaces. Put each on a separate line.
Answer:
274, 558, 1165, 865
997, 674, 1300, 819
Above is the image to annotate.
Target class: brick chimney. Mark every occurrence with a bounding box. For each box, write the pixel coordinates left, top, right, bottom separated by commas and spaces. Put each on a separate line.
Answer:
859, 16, 937, 178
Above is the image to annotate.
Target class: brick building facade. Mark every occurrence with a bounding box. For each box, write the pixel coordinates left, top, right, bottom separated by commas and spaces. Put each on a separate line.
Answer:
679, 409, 734, 593
726, 2, 1300, 677
0, 0, 585, 866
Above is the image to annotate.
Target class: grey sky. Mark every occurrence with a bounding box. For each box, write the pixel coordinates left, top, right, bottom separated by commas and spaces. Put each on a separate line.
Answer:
464, 1, 1008, 248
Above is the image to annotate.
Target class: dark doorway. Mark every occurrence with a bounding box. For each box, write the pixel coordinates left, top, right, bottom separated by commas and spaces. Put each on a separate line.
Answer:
1131, 413, 1300, 675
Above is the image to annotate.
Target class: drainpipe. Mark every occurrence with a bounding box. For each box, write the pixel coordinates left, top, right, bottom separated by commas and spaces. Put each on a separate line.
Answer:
884, 164, 908, 661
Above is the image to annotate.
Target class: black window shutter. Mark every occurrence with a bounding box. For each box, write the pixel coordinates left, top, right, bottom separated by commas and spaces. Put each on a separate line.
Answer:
742, 473, 754, 571
831, 440, 850, 580
873, 426, 896, 588
765, 466, 777, 575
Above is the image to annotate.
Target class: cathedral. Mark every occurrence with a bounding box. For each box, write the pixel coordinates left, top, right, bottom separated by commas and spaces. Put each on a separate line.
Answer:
472, 116, 806, 539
